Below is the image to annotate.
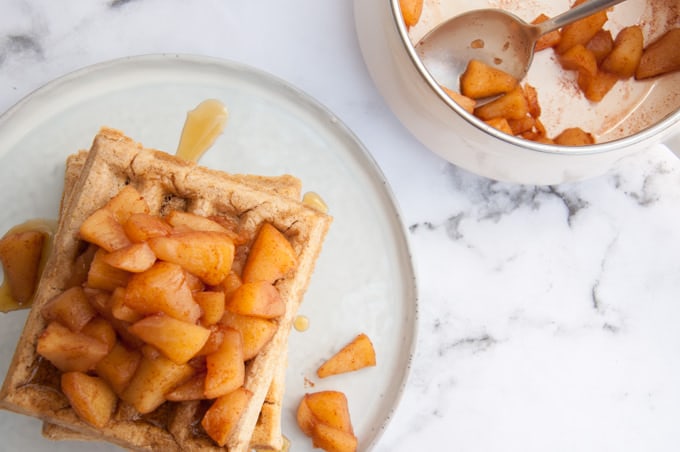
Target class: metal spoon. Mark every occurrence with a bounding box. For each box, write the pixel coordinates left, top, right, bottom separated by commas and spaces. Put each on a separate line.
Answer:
414, 0, 627, 92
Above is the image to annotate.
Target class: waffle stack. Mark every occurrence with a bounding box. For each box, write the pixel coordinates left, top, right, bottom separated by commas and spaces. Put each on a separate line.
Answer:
0, 128, 331, 451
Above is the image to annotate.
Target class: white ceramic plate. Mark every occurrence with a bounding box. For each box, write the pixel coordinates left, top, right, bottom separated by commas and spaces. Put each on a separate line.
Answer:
0, 54, 418, 451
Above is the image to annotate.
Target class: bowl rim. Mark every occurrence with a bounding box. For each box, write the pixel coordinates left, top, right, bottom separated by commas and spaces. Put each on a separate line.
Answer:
388, 0, 680, 156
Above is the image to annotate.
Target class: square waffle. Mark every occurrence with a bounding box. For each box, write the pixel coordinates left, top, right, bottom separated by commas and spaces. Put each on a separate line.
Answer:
0, 127, 331, 451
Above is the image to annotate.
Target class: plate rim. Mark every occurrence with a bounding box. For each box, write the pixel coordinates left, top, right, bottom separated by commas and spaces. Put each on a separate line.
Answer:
0, 53, 420, 450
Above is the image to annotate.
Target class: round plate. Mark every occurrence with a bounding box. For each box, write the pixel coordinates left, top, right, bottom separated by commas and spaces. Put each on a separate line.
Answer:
0, 54, 418, 451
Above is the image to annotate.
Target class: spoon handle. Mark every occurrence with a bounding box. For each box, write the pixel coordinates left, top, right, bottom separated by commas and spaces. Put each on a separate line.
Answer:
534, 0, 627, 36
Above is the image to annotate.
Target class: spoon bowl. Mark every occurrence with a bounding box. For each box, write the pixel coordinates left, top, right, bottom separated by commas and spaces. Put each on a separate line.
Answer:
415, 0, 627, 93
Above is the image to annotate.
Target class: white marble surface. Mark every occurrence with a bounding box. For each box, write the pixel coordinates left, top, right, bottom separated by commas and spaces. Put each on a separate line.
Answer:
2, 1, 680, 451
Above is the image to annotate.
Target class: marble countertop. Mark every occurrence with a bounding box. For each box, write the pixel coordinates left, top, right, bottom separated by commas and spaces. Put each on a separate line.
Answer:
2, 1, 680, 451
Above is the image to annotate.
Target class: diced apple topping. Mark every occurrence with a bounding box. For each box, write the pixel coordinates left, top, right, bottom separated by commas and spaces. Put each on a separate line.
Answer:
128, 314, 211, 364
147, 231, 234, 285
124, 261, 201, 323
123, 213, 173, 243
194, 291, 226, 326
80, 208, 132, 252
225, 280, 285, 319
242, 222, 297, 284
204, 327, 245, 399
120, 352, 195, 414
220, 311, 277, 361
201, 386, 253, 446
95, 341, 142, 395
34, 185, 301, 447
101, 242, 157, 273
41, 286, 97, 332
61, 371, 117, 428
37, 321, 110, 373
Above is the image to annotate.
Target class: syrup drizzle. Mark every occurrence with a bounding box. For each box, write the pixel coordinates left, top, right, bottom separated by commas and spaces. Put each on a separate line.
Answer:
175, 99, 229, 163
0, 218, 56, 313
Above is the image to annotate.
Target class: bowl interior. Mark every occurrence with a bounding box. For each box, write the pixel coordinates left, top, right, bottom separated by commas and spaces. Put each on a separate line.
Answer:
401, 0, 680, 144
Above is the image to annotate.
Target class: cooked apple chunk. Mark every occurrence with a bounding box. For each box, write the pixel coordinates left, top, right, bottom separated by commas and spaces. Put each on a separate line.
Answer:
87, 249, 131, 291
124, 261, 201, 323
79, 208, 131, 252
194, 291, 226, 326
317, 333, 377, 378
148, 231, 235, 285
220, 311, 277, 360
81, 316, 117, 353
0, 230, 46, 305
297, 391, 354, 435
102, 242, 156, 273
201, 386, 253, 446
37, 321, 109, 373
636, 28, 680, 80
128, 314, 211, 364
95, 341, 142, 395
242, 222, 297, 284
204, 327, 245, 399
120, 352, 195, 414
312, 423, 358, 452
41, 286, 97, 332
123, 213, 173, 243
61, 371, 117, 428
601, 26, 644, 79
460, 59, 518, 99
166, 372, 206, 401
474, 86, 529, 121
103, 185, 150, 223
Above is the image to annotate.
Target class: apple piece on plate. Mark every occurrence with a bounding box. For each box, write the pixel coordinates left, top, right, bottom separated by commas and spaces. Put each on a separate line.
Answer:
317, 333, 377, 378
0, 230, 46, 305
312, 423, 358, 452
297, 391, 354, 436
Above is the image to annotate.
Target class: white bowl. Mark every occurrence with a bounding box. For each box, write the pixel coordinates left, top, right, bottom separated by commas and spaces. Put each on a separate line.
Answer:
354, 0, 680, 184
